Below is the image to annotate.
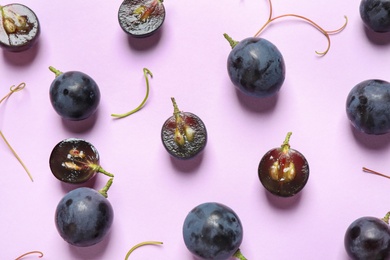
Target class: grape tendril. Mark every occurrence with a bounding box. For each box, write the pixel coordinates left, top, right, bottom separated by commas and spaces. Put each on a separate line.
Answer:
254, 0, 348, 55
0, 82, 33, 182
111, 68, 153, 119
124, 241, 163, 259
15, 251, 43, 260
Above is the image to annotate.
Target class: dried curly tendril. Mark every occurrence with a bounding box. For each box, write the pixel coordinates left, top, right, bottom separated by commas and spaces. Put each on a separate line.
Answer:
253, 0, 348, 56
111, 68, 153, 119
124, 241, 163, 259
0, 82, 33, 182
15, 250, 44, 259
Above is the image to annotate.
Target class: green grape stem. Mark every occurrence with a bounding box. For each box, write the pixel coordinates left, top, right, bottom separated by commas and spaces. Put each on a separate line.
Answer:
49, 66, 63, 77
111, 68, 153, 119
223, 33, 239, 49
281, 132, 292, 153
99, 177, 114, 198
233, 249, 248, 260
382, 212, 390, 224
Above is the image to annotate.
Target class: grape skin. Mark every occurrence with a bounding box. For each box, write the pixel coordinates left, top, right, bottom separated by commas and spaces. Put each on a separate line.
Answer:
344, 216, 390, 259
55, 187, 114, 247
227, 37, 286, 98
49, 71, 101, 121
360, 0, 390, 32
346, 79, 390, 135
182, 202, 243, 260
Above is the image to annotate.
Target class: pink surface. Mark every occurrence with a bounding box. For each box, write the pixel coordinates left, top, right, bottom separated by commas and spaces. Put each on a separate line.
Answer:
1, 0, 390, 259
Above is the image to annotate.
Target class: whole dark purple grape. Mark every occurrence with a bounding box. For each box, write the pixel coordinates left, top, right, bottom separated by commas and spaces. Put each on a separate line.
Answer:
360, 0, 390, 33
49, 66, 101, 121
55, 185, 114, 247
346, 79, 390, 135
0, 3, 40, 52
224, 34, 285, 98
182, 202, 246, 260
344, 213, 390, 259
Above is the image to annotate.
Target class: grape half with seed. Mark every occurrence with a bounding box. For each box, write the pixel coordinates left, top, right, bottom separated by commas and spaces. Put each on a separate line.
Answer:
118, 0, 165, 38
0, 3, 40, 52
49, 138, 114, 184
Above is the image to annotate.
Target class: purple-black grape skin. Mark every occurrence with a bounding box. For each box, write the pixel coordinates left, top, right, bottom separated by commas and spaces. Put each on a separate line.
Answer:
49, 71, 101, 121
346, 79, 390, 135
360, 0, 390, 33
55, 187, 114, 247
344, 216, 390, 259
182, 202, 243, 260
227, 37, 286, 98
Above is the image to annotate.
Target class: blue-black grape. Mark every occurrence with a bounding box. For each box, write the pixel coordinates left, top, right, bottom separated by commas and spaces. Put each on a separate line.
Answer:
49, 67, 101, 121
346, 79, 390, 135
55, 187, 114, 247
225, 35, 286, 98
360, 0, 390, 33
182, 202, 244, 260
344, 215, 390, 259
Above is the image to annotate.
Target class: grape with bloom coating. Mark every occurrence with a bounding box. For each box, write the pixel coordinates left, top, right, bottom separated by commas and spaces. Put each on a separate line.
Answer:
49, 66, 101, 121
344, 213, 390, 259
360, 0, 390, 32
182, 202, 246, 260
225, 36, 285, 98
55, 186, 114, 247
346, 79, 390, 135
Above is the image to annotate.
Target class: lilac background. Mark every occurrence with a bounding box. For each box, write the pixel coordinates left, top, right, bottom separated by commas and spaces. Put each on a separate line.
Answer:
2, 0, 390, 259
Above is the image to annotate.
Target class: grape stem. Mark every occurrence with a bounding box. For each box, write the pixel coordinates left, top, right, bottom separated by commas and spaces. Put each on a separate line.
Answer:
15, 251, 43, 260
124, 241, 163, 259
281, 131, 292, 153
253, 0, 348, 55
233, 248, 248, 260
0, 82, 33, 182
382, 212, 390, 224
111, 68, 153, 119
90, 163, 115, 178
99, 177, 114, 198
48, 66, 63, 77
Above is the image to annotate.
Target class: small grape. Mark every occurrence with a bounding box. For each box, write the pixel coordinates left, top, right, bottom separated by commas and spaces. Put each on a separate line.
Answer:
55, 187, 114, 247
360, 0, 390, 33
346, 79, 390, 135
225, 35, 286, 98
344, 214, 390, 259
49, 66, 101, 121
182, 202, 245, 260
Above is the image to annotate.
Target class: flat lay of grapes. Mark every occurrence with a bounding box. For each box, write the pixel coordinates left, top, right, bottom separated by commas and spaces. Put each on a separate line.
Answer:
2, 0, 390, 259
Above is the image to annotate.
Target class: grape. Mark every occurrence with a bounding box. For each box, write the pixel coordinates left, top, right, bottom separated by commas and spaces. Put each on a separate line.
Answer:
258, 132, 309, 197
55, 186, 114, 247
344, 214, 390, 259
49, 66, 101, 121
360, 0, 390, 33
49, 138, 114, 184
161, 98, 207, 160
0, 3, 40, 52
118, 0, 166, 38
225, 35, 286, 98
182, 202, 245, 260
346, 79, 390, 135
